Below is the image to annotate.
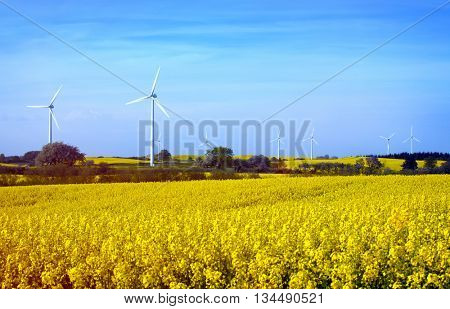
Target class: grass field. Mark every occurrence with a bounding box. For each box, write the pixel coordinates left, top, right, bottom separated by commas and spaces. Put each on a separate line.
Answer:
0, 175, 448, 289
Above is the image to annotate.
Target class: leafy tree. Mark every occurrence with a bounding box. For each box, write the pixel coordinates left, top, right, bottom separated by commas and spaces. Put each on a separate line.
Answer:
35, 142, 85, 166
424, 157, 437, 169
232, 159, 246, 172
441, 161, 450, 174
22, 151, 40, 164
365, 156, 382, 173
354, 158, 365, 173
202, 147, 233, 169
402, 156, 418, 171
157, 149, 172, 162
0, 153, 5, 163
247, 155, 271, 172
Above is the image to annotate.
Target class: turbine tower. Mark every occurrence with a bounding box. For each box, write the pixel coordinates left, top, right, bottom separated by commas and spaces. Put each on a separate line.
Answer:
303, 128, 318, 160
379, 133, 395, 155
126, 67, 170, 167
27, 85, 62, 144
403, 126, 420, 154
271, 128, 283, 160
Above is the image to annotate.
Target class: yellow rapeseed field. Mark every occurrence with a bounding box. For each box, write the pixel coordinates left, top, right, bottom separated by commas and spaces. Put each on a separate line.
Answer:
0, 175, 448, 289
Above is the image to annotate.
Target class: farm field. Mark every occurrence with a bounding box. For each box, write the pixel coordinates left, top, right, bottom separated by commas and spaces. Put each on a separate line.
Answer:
286, 157, 444, 171
85, 157, 148, 167
0, 175, 448, 289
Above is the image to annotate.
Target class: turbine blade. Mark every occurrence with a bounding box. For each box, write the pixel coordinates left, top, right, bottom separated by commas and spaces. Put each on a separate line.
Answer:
50, 85, 63, 105
379, 136, 387, 140
125, 96, 149, 105
302, 138, 310, 143
414, 137, 421, 143
50, 109, 60, 130
389, 133, 396, 139
150, 66, 161, 96
155, 98, 170, 118
313, 140, 319, 145
402, 138, 410, 143
27, 106, 48, 108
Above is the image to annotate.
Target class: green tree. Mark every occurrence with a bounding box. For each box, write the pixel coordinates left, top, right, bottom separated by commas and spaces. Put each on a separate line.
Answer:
35, 142, 85, 166
157, 149, 172, 162
203, 147, 234, 169
22, 151, 40, 164
424, 157, 437, 169
0, 153, 5, 163
354, 158, 365, 174
365, 156, 382, 173
247, 155, 271, 172
402, 156, 418, 171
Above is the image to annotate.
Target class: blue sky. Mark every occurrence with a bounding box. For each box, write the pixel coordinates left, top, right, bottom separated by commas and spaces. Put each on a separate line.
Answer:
0, 0, 449, 157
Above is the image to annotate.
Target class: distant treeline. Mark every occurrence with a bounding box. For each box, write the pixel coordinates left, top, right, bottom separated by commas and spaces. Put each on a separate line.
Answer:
365, 152, 450, 161
0, 151, 40, 165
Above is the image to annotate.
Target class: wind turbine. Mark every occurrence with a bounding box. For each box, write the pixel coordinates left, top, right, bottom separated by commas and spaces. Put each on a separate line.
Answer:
403, 126, 420, 154
303, 128, 318, 160
379, 133, 395, 155
27, 85, 63, 144
271, 128, 283, 160
126, 67, 170, 167
155, 132, 162, 156
200, 132, 214, 149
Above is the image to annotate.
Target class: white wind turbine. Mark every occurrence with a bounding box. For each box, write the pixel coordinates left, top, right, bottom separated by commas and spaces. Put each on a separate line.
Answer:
403, 126, 420, 154
27, 85, 63, 144
379, 133, 395, 155
155, 132, 162, 155
126, 67, 170, 167
303, 128, 318, 160
200, 131, 214, 149
271, 128, 283, 160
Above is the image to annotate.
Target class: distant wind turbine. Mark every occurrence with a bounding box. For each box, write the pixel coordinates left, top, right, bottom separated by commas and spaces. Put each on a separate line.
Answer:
27, 85, 63, 144
403, 126, 420, 154
303, 128, 318, 160
155, 132, 162, 155
379, 133, 395, 155
200, 131, 214, 149
126, 67, 170, 167
271, 128, 283, 160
